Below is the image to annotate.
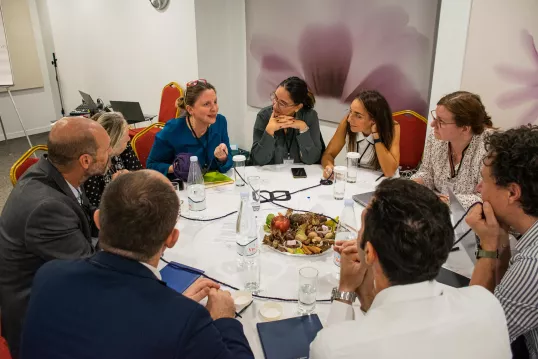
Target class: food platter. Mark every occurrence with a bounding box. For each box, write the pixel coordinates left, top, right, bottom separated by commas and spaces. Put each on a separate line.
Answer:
262, 210, 338, 257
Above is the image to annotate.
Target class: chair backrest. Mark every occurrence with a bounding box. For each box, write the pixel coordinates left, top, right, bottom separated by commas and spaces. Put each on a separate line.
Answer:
131, 123, 165, 168
158, 82, 183, 123
392, 110, 428, 170
10, 145, 48, 186
0, 336, 12, 359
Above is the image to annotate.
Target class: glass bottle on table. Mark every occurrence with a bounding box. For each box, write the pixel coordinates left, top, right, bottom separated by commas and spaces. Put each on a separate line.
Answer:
187, 156, 206, 211
333, 199, 358, 279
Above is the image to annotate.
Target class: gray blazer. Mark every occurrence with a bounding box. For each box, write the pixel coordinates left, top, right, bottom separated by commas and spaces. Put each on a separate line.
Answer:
250, 106, 323, 166
0, 156, 95, 357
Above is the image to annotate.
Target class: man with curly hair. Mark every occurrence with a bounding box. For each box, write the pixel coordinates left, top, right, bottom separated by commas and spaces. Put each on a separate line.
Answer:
467, 124, 538, 357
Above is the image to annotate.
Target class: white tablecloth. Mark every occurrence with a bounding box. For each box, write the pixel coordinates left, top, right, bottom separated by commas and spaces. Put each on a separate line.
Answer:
159, 164, 475, 358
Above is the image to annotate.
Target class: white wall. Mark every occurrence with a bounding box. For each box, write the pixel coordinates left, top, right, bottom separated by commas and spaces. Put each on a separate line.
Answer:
195, 0, 247, 149
428, 0, 473, 123
0, 0, 57, 141
461, 0, 538, 129
44, 0, 199, 117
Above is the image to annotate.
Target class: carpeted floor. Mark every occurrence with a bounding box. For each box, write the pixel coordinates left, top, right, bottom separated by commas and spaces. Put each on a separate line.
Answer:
0, 132, 49, 213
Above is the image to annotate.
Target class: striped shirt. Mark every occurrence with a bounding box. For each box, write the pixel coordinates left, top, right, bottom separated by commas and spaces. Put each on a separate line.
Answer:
495, 220, 538, 357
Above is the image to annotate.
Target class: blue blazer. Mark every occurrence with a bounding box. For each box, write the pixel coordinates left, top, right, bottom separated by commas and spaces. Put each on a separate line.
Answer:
147, 115, 233, 175
20, 251, 254, 359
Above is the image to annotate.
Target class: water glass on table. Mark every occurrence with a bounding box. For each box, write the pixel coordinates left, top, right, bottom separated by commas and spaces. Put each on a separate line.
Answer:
298, 267, 318, 314
333, 166, 347, 200
247, 176, 261, 211
233, 155, 246, 187
346, 152, 360, 183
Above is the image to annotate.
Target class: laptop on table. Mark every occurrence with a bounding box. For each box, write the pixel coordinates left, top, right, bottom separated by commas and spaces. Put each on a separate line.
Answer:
109, 101, 155, 124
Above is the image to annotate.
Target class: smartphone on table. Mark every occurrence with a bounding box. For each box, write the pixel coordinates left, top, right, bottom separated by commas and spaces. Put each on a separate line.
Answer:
291, 168, 307, 179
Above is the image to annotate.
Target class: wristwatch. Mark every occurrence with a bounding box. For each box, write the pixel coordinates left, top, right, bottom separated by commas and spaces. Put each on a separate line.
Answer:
331, 287, 357, 303
373, 138, 382, 144
475, 249, 499, 259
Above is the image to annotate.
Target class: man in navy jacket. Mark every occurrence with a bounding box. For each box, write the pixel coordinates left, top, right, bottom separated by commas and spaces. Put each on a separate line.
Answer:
19, 170, 254, 359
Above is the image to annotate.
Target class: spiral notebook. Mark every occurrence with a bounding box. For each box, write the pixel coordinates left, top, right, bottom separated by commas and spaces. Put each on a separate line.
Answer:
257, 314, 323, 359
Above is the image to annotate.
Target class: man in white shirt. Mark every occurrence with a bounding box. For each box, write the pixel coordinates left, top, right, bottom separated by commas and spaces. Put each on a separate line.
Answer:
310, 178, 511, 359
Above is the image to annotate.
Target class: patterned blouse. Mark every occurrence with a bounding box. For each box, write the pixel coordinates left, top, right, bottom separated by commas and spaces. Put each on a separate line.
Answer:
411, 129, 493, 209
83, 142, 142, 207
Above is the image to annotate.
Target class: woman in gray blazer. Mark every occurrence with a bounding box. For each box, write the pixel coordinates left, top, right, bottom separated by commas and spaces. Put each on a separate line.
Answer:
250, 77, 322, 165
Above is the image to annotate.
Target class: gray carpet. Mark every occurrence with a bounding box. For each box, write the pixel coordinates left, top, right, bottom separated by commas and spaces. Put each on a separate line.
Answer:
0, 132, 49, 213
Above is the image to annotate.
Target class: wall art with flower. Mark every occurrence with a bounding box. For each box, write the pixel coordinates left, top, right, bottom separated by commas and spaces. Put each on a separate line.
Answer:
246, 0, 440, 122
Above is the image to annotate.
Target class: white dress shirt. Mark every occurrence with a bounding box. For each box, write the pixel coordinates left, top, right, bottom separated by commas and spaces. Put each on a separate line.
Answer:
140, 262, 162, 280
310, 281, 511, 359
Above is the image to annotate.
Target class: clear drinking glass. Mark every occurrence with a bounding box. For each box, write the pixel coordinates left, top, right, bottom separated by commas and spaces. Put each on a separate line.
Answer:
346, 152, 360, 183
298, 267, 318, 314
233, 155, 246, 187
247, 176, 261, 211
333, 166, 347, 200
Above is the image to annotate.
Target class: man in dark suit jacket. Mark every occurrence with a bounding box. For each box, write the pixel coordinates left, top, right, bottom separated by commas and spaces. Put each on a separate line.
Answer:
20, 170, 254, 359
0, 117, 112, 358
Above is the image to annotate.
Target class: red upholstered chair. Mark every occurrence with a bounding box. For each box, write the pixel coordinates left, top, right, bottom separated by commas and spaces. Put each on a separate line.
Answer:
158, 82, 183, 123
10, 145, 48, 186
128, 82, 183, 139
0, 336, 12, 359
392, 110, 428, 170
131, 123, 165, 168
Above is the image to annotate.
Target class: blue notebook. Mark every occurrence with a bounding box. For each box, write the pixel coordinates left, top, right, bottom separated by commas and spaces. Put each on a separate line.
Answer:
160, 262, 204, 293
257, 314, 323, 359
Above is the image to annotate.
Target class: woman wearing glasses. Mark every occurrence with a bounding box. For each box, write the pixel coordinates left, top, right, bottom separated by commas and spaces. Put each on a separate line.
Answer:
411, 91, 494, 209
321, 90, 400, 178
147, 79, 233, 176
250, 76, 323, 165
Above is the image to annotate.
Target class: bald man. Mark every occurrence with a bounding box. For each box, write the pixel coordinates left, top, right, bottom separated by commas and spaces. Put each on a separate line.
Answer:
0, 117, 112, 358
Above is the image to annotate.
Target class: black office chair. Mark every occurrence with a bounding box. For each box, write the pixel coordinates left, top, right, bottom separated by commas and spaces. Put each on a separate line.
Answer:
511, 335, 529, 359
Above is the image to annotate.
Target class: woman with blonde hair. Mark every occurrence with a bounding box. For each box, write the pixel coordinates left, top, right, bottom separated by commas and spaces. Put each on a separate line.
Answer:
84, 112, 142, 207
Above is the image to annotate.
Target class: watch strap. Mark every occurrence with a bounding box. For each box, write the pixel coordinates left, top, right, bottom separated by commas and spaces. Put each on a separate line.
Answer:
373, 138, 382, 144
331, 287, 357, 303
475, 249, 499, 259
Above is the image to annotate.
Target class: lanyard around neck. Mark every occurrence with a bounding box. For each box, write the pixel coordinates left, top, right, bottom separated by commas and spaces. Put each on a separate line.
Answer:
187, 116, 210, 168
448, 142, 470, 178
356, 139, 373, 167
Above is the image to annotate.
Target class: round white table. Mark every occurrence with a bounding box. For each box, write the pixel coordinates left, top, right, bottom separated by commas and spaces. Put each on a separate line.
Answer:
160, 164, 475, 358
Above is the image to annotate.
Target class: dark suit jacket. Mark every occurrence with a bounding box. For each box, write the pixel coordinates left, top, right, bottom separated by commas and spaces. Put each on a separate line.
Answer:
0, 156, 95, 358
20, 252, 254, 359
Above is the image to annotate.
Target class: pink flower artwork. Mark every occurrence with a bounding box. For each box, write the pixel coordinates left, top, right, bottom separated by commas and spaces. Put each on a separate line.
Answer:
247, 1, 438, 121
495, 30, 538, 126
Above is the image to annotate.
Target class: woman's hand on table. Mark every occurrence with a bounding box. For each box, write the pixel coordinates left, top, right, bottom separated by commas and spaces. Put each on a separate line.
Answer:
206, 288, 236, 320
184, 278, 220, 302
214, 143, 229, 162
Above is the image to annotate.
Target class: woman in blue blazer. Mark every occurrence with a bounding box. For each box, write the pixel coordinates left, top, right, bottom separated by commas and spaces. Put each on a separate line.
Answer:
147, 79, 233, 175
